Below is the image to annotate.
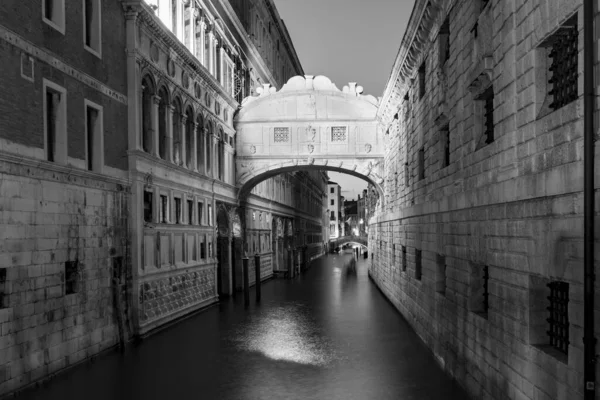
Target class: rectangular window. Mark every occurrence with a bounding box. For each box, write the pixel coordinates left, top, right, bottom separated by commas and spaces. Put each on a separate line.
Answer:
0, 268, 7, 309
548, 16, 578, 111
443, 126, 450, 167
547, 281, 569, 354
200, 237, 206, 259
65, 261, 79, 295
330, 211, 335, 220
470, 264, 489, 317
144, 191, 153, 223
175, 197, 182, 224
187, 199, 194, 225
415, 249, 422, 280
222, 54, 235, 96
418, 63, 426, 99
44, 80, 67, 164
418, 147, 425, 180
330, 187, 335, 194
402, 245, 407, 272
42, 0, 65, 34
208, 204, 213, 226
436, 254, 446, 294
404, 163, 409, 186
274, 127, 290, 143
160, 195, 169, 223
482, 86, 494, 144
85, 100, 103, 172
392, 244, 396, 266
197, 202, 204, 225
83, 0, 102, 57
330, 199, 334, 206
331, 126, 347, 142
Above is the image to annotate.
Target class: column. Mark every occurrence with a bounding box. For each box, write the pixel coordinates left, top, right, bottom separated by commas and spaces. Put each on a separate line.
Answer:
203, 128, 209, 175
166, 105, 174, 163
191, 121, 198, 172
189, 7, 197, 55
212, 134, 218, 179
138, 85, 145, 151
198, 19, 206, 65
124, 5, 141, 152
151, 95, 161, 157
176, 0, 184, 41
181, 114, 187, 168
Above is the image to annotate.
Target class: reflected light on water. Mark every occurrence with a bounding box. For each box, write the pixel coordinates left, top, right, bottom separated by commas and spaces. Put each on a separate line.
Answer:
234, 305, 337, 366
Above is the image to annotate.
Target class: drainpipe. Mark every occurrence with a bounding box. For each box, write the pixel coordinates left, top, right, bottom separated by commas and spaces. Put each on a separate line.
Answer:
583, 0, 596, 398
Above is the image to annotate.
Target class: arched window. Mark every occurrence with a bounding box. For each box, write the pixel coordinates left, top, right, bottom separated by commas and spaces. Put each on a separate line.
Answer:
158, 87, 169, 160
196, 114, 204, 173
141, 77, 154, 153
172, 97, 183, 165
206, 121, 212, 175
185, 107, 194, 169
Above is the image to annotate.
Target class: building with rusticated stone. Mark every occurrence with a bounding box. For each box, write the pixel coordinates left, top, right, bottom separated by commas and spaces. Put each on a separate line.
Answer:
0, 0, 328, 396
372, 0, 597, 399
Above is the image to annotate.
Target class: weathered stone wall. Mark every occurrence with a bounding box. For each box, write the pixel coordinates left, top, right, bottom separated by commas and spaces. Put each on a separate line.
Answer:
0, 158, 130, 396
372, 1, 596, 399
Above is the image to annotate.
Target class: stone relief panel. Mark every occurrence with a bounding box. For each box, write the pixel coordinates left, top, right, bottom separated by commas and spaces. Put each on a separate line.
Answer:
138, 267, 216, 324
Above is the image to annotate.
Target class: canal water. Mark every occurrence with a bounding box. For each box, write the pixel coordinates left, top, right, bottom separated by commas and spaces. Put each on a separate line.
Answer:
18, 251, 467, 400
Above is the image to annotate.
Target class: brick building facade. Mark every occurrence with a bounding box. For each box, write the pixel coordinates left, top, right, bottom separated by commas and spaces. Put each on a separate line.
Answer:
373, 0, 596, 399
0, 0, 131, 395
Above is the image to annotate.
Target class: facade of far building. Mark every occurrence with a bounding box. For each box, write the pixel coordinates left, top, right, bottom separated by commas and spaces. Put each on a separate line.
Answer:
371, 0, 597, 399
0, 0, 328, 397
327, 181, 343, 238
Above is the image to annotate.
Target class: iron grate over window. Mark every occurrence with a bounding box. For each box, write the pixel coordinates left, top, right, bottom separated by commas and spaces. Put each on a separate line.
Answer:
546, 281, 570, 354
483, 87, 494, 144
548, 19, 578, 111
482, 265, 489, 313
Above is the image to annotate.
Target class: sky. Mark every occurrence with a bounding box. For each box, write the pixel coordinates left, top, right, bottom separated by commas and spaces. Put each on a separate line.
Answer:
273, 0, 415, 200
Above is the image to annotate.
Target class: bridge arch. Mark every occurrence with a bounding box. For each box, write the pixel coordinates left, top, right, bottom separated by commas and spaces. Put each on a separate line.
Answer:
234, 75, 385, 201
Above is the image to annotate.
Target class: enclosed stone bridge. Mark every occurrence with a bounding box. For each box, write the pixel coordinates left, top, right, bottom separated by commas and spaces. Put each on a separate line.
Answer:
234, 75, 385, 199
330, 235, 368, 249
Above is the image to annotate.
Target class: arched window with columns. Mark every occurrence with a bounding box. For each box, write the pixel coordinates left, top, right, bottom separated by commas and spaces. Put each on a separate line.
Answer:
172, 97, 183, 165
196, 114, 205, 173
141, 76, 155, 153
157, 86, 169, 159
185, 106, 194, 169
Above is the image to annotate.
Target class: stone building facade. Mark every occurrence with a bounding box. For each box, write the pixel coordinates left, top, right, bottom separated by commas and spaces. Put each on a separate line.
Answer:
327, 181, 342, 238
373, 0, 596, 399
0, 0, 327, 396
0, 0, 131, 395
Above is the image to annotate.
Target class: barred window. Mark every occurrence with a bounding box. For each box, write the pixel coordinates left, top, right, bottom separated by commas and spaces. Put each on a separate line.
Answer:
415, 249, 422, 280
401, 246, 407, 272
65, 261, 79, 295
331, 126, 347, 142
418, 63, 426, 99
548, 17, 578, 111
470, 264, 489, 317
274, 127, 289, 143
0, 268, 7, 309
547, 281, 569, 354
443, 125, 450, 167
482, 86, 494, 144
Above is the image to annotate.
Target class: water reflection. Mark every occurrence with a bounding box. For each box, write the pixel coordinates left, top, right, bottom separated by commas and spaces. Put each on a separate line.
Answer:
233, 304, 339, 366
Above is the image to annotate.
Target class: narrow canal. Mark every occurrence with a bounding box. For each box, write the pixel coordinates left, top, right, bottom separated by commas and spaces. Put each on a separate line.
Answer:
18, 251, 467, 400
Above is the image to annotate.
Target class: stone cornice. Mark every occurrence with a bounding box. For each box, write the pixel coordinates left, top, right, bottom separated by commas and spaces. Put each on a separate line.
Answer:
137, 3, 238, 109
378, 0, 456, 126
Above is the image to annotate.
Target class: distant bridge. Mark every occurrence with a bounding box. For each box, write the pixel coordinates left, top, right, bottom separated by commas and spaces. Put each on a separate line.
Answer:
329, 235, 368, 249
